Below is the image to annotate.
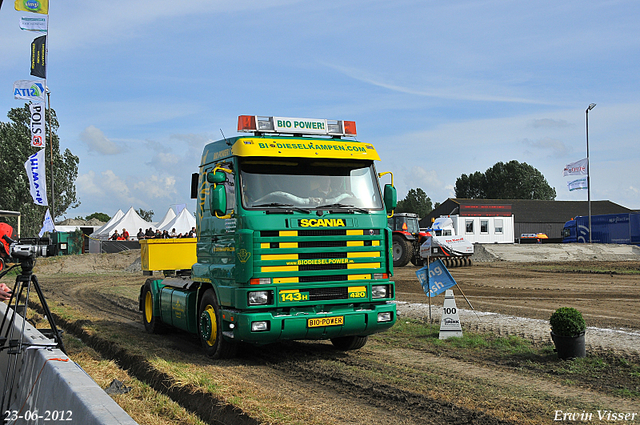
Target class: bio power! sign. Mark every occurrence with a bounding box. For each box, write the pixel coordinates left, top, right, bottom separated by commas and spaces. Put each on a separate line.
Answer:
274, 117, 328, 135
415, 259, 458, 297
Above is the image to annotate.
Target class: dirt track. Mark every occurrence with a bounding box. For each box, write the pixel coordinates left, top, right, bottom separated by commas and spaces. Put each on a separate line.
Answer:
7, 252, 640, 424
395, 261, 640, 331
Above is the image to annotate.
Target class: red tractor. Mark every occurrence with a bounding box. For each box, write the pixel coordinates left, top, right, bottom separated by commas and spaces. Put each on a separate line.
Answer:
388, 213, 428, 267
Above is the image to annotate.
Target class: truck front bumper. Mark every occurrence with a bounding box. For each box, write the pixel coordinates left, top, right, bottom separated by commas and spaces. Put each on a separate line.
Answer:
221, 302, 396, 345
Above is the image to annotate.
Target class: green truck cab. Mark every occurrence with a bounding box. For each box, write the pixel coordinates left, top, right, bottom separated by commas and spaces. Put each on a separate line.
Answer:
140, 115, 398, 358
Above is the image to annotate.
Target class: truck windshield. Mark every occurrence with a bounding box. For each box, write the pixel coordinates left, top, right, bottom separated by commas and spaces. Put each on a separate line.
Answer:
239, 158, 383, 210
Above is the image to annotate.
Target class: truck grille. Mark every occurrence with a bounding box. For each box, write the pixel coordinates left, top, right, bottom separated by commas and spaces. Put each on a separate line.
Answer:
255, 228, 385, 284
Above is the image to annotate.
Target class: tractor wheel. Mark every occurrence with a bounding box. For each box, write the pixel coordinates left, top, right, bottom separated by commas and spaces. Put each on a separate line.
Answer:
410, 255, 424, 267
141, 279, 167, 334
392, 234, 412, 267
198, 289, 237, 359
330, 335, 368, 351
0, 257, 5, 273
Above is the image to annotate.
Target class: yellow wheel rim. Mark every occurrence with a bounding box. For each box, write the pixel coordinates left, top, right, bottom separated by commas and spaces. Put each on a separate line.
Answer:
201, 305, 217, 346
145, 291, 153, 323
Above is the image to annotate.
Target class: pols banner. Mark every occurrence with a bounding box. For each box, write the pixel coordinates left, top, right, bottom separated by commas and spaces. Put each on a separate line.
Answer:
415, 259, 458, 297
30, 34, 46, 78
20, 15, 48, 31
30, 102, 45, 147
13, 79, 45, 101
24, 149, 48, 206
563, 158, 588, 176
14, 0, 48, 14
567, 178, 588, 192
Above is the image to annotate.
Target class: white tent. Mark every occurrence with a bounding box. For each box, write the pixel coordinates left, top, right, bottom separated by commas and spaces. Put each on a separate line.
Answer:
90, 209, 124, 237
92, 207, 153, 240
159, 208, 196, 236
154, 208, 176, 229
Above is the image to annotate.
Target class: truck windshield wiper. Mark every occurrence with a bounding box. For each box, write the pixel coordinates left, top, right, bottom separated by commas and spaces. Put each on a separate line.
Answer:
253, 202, 311, 213
316, 203, 370, 214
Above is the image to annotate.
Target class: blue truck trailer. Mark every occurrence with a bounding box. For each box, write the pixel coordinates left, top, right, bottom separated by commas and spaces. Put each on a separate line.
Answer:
562, 213, 640, 245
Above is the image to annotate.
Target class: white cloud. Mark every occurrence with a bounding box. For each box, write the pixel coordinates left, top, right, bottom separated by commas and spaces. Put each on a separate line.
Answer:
522, 137, 570, 157
133, 175, 177, 199
530, 118, 572, 129
76, 170, 103, 196
80, 126, 122, 155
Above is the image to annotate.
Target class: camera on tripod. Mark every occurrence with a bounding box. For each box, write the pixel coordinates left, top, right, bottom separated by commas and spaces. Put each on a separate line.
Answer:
0, 223, 57, 273
6, 237, 56, 260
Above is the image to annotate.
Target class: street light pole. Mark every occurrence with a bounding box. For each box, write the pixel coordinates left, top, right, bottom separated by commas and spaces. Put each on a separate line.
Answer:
586, 103, 596, 243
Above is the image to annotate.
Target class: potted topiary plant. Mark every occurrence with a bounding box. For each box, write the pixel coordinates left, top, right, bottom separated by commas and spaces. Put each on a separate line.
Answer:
550, 307, 586, 359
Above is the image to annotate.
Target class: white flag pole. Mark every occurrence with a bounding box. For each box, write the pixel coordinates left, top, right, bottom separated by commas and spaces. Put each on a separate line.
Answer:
586, 103, 596, 243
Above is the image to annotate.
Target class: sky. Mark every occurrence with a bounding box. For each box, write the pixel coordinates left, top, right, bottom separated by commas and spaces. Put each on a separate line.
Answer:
1, 0, 639, 223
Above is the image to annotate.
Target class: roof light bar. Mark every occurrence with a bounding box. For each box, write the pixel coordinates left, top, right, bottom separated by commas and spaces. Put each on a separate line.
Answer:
238, 115, 357, 137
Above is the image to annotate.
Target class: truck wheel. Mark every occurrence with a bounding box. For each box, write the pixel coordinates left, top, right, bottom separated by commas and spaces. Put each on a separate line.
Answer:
198, 289, 237, 359
142, 280, 167, 334
392, 234, 412, 267
330, 335, 368, 351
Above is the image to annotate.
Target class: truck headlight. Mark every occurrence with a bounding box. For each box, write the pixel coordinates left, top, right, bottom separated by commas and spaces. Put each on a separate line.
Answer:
377, 312, 392, 322
371, 285, 388, 299
248, 291, 270, 305
251, 321, 270, 332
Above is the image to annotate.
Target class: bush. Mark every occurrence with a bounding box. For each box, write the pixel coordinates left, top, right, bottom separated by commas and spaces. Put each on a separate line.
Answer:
550, 307, 586, 337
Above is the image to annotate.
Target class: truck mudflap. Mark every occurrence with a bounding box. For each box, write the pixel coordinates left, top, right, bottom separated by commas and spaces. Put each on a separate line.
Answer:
221, 303, 396, 345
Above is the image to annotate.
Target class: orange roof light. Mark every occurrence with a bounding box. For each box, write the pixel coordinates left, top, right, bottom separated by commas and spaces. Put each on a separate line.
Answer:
343, 120, 356, 136
238, 115, 257, 132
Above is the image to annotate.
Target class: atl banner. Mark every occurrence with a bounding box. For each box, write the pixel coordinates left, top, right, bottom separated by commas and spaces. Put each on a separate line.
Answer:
30, 102, 45, 147
13, 79, 45, 102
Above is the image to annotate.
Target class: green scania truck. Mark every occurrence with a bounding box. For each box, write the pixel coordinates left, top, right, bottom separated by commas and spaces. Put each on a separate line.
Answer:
140, 115, 397, 358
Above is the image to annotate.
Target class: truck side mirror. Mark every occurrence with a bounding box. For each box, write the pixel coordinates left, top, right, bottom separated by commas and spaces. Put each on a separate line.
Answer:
190, 173, 199, 199
207, 171, 226, 184
210, 184, 227, 216
383, 184, 397, 214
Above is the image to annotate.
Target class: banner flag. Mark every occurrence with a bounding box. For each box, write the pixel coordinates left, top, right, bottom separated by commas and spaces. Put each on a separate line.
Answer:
415, 259, 458, 297
39, 208, 55, 237
563, 158, 588, 176
20, 15, 47, 31
13, 79, 45, 102
567, 178, 588, 192
30, 102, 45, 147
30, 34, 46, 78
14, 0, 48, 14
24, 149, 48, 206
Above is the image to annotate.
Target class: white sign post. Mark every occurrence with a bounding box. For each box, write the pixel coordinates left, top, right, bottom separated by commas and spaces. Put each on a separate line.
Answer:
439, 289, 462, 339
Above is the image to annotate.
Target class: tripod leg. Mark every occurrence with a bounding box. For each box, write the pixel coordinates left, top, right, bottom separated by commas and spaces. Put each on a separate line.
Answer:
1, 273, 30, 413
0, 277, 24, 342
31, 274, 66, 354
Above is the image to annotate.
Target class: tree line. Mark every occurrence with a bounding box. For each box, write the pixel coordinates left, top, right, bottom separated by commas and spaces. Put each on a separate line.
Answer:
396, 160, 556, 218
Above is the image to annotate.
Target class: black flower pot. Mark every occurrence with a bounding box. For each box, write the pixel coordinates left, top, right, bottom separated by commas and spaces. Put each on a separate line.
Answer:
551, 331, 586, 359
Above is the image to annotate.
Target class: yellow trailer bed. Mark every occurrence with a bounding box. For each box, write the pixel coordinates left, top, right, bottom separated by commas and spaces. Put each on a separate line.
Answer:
140, 238, 196, 272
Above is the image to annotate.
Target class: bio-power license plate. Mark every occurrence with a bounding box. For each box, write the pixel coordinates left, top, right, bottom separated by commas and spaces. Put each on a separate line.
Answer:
307, 316, 344, 328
